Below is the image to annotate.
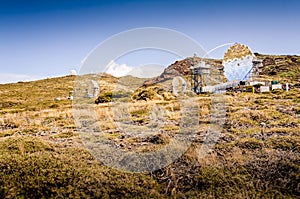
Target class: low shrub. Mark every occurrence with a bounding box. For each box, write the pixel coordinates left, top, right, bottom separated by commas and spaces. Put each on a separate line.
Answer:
132, 89, 156, 101
0, 136, 161, 198
95, 91, 112, 104
237, 138, 264, 149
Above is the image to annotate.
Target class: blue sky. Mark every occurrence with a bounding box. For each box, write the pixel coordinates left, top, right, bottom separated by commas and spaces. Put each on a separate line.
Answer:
0, 0, 299, 83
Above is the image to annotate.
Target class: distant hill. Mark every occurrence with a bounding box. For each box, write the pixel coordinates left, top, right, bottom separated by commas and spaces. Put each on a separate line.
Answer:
255, 53, 300, 83
1, 53, 298, 110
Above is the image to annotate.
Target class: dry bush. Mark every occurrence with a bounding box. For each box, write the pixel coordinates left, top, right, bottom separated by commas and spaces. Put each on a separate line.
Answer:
151, 145, 299, 198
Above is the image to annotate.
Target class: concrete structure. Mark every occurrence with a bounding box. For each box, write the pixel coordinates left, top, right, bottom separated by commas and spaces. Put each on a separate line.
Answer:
260, 86, 270, 92
271, 84, 282, 90
249, 81, 266, 86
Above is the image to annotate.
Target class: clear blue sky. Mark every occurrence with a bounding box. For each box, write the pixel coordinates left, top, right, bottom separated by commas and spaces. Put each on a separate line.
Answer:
0, 0, 299, 83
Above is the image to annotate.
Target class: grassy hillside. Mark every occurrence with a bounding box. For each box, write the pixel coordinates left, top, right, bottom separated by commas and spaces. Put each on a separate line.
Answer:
0, 54, 299, 198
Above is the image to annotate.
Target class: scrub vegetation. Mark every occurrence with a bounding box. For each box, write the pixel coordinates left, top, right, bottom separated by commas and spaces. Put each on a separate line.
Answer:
0, 54, 299, 198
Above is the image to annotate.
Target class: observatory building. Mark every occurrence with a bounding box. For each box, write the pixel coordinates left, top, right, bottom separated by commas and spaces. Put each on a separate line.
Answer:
191, 43, 265, 93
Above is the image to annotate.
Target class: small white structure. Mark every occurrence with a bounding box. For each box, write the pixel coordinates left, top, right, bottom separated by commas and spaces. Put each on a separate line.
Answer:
201, 85, 214, 93
260, 86, 270, 92
70, 70, 77, 76
250, 81, 265, 86
272, 84, 282, 90
68, 91, 74, 100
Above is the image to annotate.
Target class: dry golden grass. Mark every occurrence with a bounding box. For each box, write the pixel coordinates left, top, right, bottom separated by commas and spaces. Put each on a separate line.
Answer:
0, 55, 299, 199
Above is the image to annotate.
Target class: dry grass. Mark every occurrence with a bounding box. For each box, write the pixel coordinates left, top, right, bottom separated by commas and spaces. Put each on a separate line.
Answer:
0, 55, 299, 198
0, 136, 161, 198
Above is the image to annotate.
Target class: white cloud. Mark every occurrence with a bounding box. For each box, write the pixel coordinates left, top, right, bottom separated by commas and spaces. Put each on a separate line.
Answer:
127, 65, 165, 78
105, 60, 133, 77
105, 60, 165, 78
0, 73, 40, 84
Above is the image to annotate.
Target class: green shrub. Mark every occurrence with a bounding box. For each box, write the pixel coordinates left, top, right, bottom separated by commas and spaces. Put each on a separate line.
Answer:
237, 138, 264, 149
0, 101, 19, 108
49, 103, 59, 108
132, 89, 156, 101
267, 136, 300, 152
271, 89, 284, 95
95, 91, 112, 104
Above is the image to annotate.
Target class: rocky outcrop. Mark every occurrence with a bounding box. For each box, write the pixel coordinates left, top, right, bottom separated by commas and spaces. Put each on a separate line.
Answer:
255, 54, 300, 83
144, 57, 223, 86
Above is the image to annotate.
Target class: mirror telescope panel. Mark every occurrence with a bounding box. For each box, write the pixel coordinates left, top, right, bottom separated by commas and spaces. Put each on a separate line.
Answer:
223, 43, 254, 82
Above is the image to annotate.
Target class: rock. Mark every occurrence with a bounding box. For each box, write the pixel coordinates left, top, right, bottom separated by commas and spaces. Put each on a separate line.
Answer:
143, 134, 169, 144
162, 92, 176, 101
143, 57, 223, 86
260, 122, 266, 127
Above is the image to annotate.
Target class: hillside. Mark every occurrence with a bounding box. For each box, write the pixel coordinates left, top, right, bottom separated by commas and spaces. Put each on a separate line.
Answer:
145, 53, 300, 86
144, 56, 224, 87
0, 54, 299, 198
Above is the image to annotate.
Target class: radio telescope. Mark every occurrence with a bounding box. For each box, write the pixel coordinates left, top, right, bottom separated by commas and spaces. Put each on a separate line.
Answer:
223, 43, 254, 82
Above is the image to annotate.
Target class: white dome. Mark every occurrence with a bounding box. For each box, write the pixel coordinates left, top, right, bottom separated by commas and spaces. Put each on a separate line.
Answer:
70, 70, 77, 76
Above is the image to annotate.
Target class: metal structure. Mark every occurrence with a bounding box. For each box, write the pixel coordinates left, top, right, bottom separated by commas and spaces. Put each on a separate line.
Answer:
251, 57, 263, 79
201, 80, 240, 93
190, 44, 265, 94
190, 56, 210, 94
